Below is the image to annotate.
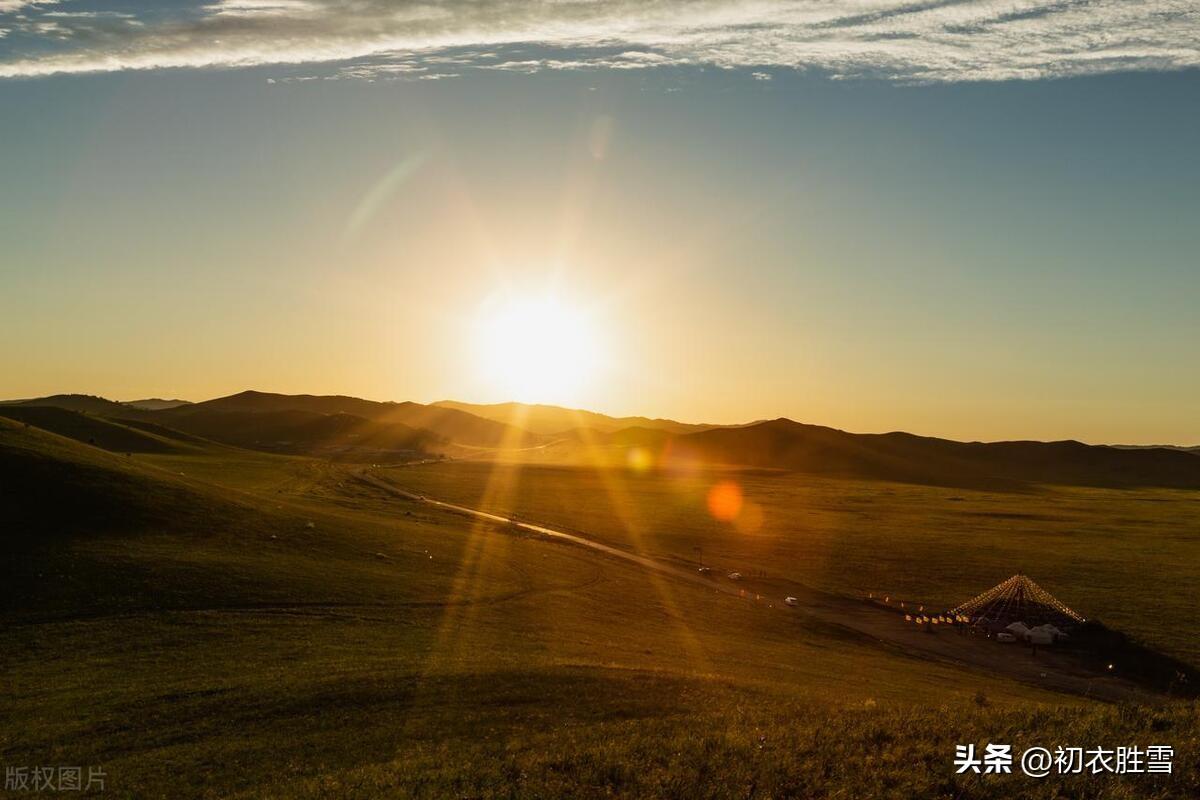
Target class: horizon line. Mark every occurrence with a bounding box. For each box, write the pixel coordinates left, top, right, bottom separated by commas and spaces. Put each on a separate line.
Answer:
3, 387, 1197, 450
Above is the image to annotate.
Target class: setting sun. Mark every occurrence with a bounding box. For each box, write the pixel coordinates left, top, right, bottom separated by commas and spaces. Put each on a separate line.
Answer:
3, 4, 1199, 794
473, 292, 605, 405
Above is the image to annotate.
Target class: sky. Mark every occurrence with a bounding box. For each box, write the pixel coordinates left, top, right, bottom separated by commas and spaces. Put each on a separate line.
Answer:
1, 1, 1198, 444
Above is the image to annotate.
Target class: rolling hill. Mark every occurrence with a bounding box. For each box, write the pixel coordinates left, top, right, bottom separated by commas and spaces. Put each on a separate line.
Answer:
172, 390, 536, 448
123, 397, 192, 410
670, 418, 1200, 489
0, 397, 438, 462
7, 391, 1200, 488
0, 406, 195, 455
433, 399, 723, 436
0, 416, 427, 617
151, 407, 439, 459
0, 416, 230, 539
0, 393, 136, 415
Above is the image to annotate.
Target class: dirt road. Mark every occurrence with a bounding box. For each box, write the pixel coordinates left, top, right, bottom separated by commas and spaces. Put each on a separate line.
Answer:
359, 472, 1151, 704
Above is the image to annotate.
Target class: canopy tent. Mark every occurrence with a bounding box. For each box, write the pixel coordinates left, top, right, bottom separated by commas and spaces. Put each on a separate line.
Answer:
951, 574, 1085, 629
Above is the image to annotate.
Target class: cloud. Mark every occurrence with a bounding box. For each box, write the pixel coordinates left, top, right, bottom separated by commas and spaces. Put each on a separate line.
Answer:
0, 1, 1197, 83
0, 0, 56, 12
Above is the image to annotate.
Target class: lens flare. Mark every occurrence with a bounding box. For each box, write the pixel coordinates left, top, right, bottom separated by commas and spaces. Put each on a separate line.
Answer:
626, 446, 653, 473
706, 480, 743, 522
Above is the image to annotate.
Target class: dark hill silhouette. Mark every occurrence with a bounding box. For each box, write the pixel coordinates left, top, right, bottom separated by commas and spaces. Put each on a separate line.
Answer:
174, 390, 534, 448
158, 408, 439, 459
0, 406, 190, 455
1113, 443, 1200, 454
178, 390, 385, 417
1, 393, 133, 416
6, 391, 1199, 489
672, 419, 1200, 490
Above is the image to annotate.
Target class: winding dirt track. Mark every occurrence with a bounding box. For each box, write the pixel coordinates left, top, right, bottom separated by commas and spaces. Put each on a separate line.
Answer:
358, 472, 1152, 704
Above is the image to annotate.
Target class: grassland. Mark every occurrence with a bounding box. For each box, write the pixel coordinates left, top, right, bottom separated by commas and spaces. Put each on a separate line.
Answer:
2, 419, 1198, 798
382, 460, 1200, 665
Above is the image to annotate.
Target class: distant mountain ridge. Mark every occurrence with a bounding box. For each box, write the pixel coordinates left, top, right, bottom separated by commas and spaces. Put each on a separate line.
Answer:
1, 394, 133, 415
5, 391, 1200, 490
671, 418, 1200, 490
170, 390, 534, 449
1112, 444, 1200, 454
431, 399, 723, 436
123, 398, 192, 411
148, 408, 437, 457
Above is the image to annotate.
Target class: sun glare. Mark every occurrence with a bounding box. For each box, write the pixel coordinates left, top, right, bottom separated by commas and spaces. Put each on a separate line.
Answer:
473, 292, 604, 405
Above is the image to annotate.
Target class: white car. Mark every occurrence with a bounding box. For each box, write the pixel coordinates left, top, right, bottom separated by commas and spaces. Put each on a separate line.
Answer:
697, 566, 712, 575
784, 596, 799, 607
727, 572, 742, 580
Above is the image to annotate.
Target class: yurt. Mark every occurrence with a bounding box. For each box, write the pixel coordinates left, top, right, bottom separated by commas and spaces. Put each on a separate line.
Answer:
1030, 623, 1066, 643
1005, 621, 1031, 640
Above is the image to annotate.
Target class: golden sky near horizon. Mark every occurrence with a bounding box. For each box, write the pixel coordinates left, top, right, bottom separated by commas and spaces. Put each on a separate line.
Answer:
4, 253, 1195, 446
2, 58, 1198, 446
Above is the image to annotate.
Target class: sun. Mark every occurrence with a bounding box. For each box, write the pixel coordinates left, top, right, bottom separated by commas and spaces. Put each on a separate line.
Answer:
472, 291, 605, 405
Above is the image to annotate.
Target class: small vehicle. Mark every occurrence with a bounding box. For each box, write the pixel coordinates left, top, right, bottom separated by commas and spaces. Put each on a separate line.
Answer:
995, 632, 1017, 643
697, 566, 712, 575
784, 596, 798, 607
727, 572, 742, 580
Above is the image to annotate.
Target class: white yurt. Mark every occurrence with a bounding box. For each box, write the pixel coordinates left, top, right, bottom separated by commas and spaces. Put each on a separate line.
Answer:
1005, 621, 1031, 639
1027, 627, 1056, 646
1031, 623, 1066, 643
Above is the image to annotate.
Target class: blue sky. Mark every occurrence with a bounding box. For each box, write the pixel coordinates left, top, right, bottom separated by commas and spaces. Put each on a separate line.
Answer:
1, 2, 1198, 443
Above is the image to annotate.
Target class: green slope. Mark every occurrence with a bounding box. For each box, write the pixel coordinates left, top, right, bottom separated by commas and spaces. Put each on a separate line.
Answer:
0, 405, 194, 455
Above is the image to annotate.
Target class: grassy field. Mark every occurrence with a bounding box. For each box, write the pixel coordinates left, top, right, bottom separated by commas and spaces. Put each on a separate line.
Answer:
3, 420, 1198, 798
381, 461, 1200, 666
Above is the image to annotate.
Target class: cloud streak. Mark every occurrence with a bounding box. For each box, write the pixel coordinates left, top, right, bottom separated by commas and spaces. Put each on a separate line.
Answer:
0, 0, 1197, 82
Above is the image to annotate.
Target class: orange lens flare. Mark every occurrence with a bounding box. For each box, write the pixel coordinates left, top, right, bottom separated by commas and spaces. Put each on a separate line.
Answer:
626, 447, 653, 473
706, 480, 743, 522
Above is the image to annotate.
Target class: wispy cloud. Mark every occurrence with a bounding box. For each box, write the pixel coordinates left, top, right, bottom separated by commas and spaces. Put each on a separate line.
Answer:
0, 0, 57, 12
0, 1, 1197, 82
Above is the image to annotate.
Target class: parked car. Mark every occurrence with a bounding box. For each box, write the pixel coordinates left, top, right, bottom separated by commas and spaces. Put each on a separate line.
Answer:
995, 632, 1017, 643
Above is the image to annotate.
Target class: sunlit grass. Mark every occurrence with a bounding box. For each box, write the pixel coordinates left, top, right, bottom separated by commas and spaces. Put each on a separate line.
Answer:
382, 461, 1200, 664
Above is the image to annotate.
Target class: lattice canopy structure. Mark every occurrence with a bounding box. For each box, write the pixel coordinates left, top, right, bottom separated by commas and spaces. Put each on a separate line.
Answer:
951, 574, 1085, 629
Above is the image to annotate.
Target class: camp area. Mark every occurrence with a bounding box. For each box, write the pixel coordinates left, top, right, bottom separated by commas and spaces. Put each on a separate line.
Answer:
873, 572, 1194, 700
